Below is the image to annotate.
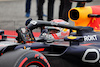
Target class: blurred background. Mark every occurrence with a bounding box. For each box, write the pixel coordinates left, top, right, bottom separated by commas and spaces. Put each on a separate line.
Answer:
0, 0, 99, 31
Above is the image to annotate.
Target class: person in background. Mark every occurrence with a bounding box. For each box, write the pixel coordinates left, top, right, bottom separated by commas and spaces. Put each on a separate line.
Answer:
59, 0, 64, 19
37, 0, 55, 21
59, 0, 72, 22
25, 0, 31, 17
25, 0, 47, 18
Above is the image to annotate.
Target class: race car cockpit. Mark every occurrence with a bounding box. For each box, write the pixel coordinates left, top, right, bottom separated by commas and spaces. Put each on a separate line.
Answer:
16, 19, 94, 46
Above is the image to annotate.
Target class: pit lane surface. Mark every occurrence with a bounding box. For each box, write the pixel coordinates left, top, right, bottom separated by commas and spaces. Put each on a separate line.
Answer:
0, 0, 99, 31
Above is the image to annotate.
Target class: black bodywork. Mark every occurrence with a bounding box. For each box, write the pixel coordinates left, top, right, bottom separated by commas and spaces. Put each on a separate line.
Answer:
0, 20, 100, 67
0, 0, 100, 66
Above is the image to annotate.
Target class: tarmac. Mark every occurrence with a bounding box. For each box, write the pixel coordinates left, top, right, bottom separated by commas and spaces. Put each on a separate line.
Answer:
0, 0, 99, 32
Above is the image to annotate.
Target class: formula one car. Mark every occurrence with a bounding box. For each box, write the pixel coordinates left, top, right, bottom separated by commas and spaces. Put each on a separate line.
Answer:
0, 0, 100, 67
0, 19, 100, 67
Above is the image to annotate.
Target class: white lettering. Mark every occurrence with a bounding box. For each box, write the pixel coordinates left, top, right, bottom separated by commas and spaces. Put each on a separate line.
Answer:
84, 35, 97, 41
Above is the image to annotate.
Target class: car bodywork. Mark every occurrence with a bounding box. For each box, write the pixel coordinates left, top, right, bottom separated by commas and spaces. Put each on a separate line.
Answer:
0, 0, 100, 67
0, 20, 100, 67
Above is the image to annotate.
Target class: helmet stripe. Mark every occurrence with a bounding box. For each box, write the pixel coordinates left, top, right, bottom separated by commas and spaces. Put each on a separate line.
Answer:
52, 34, 59, 39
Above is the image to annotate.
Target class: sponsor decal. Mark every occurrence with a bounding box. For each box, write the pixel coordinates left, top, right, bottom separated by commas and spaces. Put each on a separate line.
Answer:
30, 20, 37, 25
67, 36, 77, 39
51, 22, 58, 26
84, 35, 97, 41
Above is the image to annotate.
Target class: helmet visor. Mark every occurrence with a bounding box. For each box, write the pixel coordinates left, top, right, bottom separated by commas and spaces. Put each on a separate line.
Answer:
48, 29, 60, 34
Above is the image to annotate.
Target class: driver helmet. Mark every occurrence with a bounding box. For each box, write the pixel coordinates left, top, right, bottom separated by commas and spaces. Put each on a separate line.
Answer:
39, 19, 70, 41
